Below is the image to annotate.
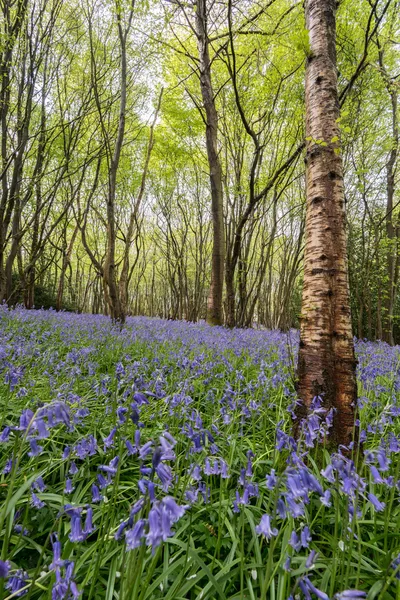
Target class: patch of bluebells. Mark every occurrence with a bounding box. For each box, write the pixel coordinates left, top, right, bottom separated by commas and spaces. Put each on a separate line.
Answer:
0, 308, 399, 598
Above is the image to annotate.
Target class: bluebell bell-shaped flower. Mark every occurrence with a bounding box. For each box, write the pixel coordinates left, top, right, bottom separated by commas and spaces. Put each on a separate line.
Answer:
0, 560, 10, 578
156, 463, 173, 491
368, 493, 385, 512
103, 427, 117, 450
99, 456, 119, 476
266, 469, 277, 490
301, 576, 329, 600
276, 498, 287, 519
305, 549, 318, 569
64, 479, 74, 494
126, 519, 146, 549
0, 426, 10, 442
255, 514, 278, 540
33, 476, 46, 492
19, 409, 34, 431
139, 441, 153, 460
300, 526, 312, 548
6, 569, 29, 596
83, 507, 95, 535
91, 484, 102, 503
28, 438, 43, 457
320, 490, 331, 507
289, 530, 301, 551
31, 491, 45, 508
3, 458, 13, 474
117, 407, 128, 424
370, 466, 383, 483
49, 534, 65, 570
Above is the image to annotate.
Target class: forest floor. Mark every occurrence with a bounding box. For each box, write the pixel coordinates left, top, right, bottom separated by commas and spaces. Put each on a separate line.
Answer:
0, 307, 400, 600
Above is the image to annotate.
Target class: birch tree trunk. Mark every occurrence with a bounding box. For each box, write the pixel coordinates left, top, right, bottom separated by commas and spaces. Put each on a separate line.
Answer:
195, 0, 225, 326
297, 0, 357, 446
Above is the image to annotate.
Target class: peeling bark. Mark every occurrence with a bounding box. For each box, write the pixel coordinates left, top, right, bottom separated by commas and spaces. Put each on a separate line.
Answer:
297, 0, 357, 447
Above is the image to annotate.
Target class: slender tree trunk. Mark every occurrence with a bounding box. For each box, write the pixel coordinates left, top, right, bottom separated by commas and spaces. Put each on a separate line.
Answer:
379, 49, 398, 345
297, 0, 357, 447
195, 0, 225, 326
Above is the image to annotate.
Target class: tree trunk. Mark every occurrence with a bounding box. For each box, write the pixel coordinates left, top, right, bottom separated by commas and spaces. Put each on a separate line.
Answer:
297, 0, 357, 447
379, 48, 398, 346
195, 0, 225, 326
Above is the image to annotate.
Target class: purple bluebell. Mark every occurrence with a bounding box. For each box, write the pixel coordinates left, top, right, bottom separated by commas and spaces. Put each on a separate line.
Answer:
33, 476, 46, 492
0, 560, 10, 578
6, 569, 28, 596
31, 491, 45, 508
103, 427, 117, 449
255, 514, 278, 539
69, 462, 78, 475
266, 469, 277, 490
0, 426, 10, 442
126, 519, 146, 549
368, 493, 385, 512
302, 577, 329, 600
306, 549, 318, 569
139, 441, 153, 459
99, 456, 119, 475
18, 409, 34, 431
64, 479, 74, 494
83, 507, 95, 535
91, 484, 102, 503
28, 438, 43, 457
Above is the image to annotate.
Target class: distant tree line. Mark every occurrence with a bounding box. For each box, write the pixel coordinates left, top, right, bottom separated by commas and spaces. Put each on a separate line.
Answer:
1, 0, 399, 343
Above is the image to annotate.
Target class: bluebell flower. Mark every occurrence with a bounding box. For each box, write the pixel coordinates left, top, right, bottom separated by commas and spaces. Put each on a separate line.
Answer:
74, 435, 97, 459
286, 495, 305, 518
103, 427, 117, 449
320, 490, 331, 507
301, 576, 329, 600
126, 440, 137, 455
117, 407, 128, 423
33, 476, 46, 492
49, 534, 65, 570
64, 479, 74, 494
0, 560, 10, 577
139, 441, 153, 459
255, 514, 278, 540
289, 530, 301, 551
6, 569, 29, 596
35, 418, 49, 439
306, 549, 318, 569
69, 462, 78, 475
300, 526, 312, 548
266, 469, 277, 490
156, 463, 173, 491
18, 409, 34, 431
283, 555, 291, 572
31, 491, 45, 508
126, 519, 146, 550
3, 458, 13, 474
83, 507, 95, 535
0, 426, 11, 442
28, 438, 43, 457
368, 493, 385, 512
99, 456, 119, 475
91, 484, 102, 503
276, 498, 286, 519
